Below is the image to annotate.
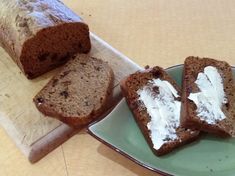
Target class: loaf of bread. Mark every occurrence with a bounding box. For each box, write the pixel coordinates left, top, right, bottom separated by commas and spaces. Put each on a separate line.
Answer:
120, 66, 199, 156
34, 55, 114, 126
0, 0, 91, 79
181, 56, 235, 137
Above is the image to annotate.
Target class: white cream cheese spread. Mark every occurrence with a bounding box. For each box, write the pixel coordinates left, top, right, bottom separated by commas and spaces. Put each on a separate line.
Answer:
137, 79, 181, 150
188, 66, 227, 124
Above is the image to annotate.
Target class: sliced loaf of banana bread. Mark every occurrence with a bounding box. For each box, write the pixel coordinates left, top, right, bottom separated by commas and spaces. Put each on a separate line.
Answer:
0, 0, 91, 79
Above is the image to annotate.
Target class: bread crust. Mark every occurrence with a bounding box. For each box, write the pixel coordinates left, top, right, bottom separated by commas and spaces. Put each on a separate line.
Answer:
120, 66, 199, 156
0, 0, 91, 79
181, 56, 235, 137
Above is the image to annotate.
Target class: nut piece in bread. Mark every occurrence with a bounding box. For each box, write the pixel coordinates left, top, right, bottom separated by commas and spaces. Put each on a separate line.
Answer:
120, 66, 199, 156
181, 56, 235, 137
34, 55, 114, 127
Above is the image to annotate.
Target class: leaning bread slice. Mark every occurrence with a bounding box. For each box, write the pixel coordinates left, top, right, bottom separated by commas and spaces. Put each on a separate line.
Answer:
34, 55, 114, 127
181, 56, 235, 137
120, 66, 199, 156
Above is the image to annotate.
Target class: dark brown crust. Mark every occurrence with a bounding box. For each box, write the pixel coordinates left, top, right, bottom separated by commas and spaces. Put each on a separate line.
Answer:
33, 56, 114, 127
0, 0, 91, 79
120, 66, 199, 156
181, 56, 235, 137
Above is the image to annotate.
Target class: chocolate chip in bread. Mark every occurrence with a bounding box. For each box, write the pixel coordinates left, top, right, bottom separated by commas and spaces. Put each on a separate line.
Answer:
34, 55, 114, 127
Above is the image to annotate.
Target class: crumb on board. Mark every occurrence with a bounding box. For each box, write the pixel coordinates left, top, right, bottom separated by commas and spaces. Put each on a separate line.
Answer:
144, 65, 150, 69
5, 94, 10, 98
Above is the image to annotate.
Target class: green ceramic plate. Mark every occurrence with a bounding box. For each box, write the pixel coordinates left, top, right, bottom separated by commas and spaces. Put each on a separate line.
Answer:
88, 65, 235, 176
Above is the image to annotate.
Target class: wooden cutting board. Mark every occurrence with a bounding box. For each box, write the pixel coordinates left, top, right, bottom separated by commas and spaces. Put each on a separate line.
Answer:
0, 33, 141, 163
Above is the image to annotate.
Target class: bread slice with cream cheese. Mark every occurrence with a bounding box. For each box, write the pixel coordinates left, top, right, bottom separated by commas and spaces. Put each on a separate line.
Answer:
120, 66, 199, 156
181, 56, 235, 137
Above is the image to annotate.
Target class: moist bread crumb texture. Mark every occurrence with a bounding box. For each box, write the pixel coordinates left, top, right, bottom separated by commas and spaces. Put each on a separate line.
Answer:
34, 55, 114, 126
181, 56, 235, 137
120, 66, 199, 156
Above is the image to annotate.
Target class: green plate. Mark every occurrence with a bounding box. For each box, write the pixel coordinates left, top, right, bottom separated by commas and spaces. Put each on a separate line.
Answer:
88, 65, 235, 176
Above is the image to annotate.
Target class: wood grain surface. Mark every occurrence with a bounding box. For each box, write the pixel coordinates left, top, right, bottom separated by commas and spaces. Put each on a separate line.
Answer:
0, 0, 235, 175
0, 31, 141, 163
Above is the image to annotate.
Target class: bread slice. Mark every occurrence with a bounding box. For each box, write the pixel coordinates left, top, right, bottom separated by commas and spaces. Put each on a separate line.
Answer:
34, 55, 114, 127
120, 66, 199, 156
181, 56, 235, 137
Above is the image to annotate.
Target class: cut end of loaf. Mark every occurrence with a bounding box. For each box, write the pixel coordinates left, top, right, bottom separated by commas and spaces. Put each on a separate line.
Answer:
21, 22, 91, 79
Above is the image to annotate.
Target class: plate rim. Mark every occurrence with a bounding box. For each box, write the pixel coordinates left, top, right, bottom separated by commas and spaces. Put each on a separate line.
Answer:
87, 64, 235, 176
88, 119, 172, 176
